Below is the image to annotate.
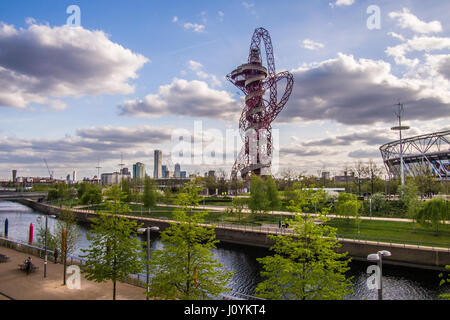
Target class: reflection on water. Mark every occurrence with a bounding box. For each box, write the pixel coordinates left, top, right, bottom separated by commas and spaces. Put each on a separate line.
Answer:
0, 201, 448, 300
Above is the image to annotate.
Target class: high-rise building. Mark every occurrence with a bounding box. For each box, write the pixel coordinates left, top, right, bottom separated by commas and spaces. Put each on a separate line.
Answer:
174, 163, 181, 178
133, 162, 146, 180
12, 170, 17, 182
162, 165, 168, 179
154, 150, 162, 179
73, 171, 77, 183
180, 171, 187, 179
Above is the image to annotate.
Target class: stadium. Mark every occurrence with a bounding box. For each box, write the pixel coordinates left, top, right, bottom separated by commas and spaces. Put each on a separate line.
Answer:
380, 130, 450, 181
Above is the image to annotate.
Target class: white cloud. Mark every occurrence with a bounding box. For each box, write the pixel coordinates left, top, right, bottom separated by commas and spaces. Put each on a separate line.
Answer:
187, 60, 222, 87
172, 16, 178, 23
188, 60, 203, 71
279, 53, 450, 125
118, 78, 239, 120
389, 8, 442, 34
218, 11, 225, 22
242, 2, 255, 9
0, 22, 149, 110
184, 23, 205, 33
302, 39, 325, 51
335, 0, 355, 7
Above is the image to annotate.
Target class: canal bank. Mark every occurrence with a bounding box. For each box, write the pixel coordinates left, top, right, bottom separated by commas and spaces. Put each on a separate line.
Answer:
14, 199, 450, 271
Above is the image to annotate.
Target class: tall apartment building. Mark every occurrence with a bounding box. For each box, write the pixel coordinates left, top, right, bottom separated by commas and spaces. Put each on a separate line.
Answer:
154, 150, 162, 179
133, 162, 146, 179
174, 163, 181, 178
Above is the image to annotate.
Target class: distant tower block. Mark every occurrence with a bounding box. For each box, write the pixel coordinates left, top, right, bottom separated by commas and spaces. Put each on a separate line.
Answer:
154, 150, 162, 179
227, 27, 293, 180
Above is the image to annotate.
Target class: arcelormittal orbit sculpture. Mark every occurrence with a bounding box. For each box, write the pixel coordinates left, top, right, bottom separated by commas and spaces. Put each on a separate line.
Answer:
227, 27, 294, 180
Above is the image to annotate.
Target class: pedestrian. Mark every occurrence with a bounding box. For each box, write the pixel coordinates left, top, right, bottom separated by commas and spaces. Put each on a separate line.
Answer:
54, 248, 58, 264
25, 257, 31, 275
278, 220, 281, 229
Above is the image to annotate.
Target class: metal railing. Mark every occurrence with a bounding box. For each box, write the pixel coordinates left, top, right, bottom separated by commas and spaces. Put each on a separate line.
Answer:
0, 235, 261, 300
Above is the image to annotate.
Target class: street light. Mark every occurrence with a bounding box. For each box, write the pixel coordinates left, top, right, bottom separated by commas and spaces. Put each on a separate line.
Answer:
367, 250, 391, 300
391, 103, 410, 186
44, 214, 56, 278
138, 226, 160, 300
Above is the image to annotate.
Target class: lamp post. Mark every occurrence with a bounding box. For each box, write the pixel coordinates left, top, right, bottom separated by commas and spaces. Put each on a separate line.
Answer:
391, 103, 410, 186
138, 226, 160, 300
367, 250, 391, 300
44, 214, 56, 278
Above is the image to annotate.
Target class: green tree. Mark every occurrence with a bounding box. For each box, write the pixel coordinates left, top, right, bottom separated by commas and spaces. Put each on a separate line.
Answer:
248, 175, 269, 214
142, 177, 157, 210
256, 185, 353, 300
120, 178, 133, 202
438, 265, 450, 300
36, 209, 81, 258
335, 193, 362, 222
81, 185, 145, 300
80, 184, 102, 205
266, 176, 281, 213
232, 197, 247, 222
416, 197, 449, 235
398, 180, 422, 229
148, 181, 233, 300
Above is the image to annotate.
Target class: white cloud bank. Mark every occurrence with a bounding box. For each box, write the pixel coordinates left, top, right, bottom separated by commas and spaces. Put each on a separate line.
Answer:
0, 22, 149, 110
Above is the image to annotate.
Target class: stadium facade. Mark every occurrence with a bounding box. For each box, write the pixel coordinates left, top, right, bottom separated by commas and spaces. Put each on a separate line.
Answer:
380, 130, 449, 181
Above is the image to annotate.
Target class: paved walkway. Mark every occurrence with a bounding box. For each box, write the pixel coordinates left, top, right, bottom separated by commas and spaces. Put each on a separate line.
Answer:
0, 247, 146, 300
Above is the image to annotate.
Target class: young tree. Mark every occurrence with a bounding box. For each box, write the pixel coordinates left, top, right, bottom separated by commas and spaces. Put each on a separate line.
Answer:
232, 197, 247, 222
148, 181, 233, 300
142, 177, 157, 210
416, 197, 449, 235
81, 185, 145, 300
256, 185, 353, 300
37, 209, 81, 260
266, 176, 281, 214
248, 175, 269, 214
398, 180, 422, 230
335, 193, 362, 222
80, 184, 103, 205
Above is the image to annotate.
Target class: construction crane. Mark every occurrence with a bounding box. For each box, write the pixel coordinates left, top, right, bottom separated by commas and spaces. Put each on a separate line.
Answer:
43, 159, 54, 180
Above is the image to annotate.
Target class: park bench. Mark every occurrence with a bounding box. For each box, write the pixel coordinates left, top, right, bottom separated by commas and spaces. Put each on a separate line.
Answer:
18, 262, 38, 273
0, 254, 10, 263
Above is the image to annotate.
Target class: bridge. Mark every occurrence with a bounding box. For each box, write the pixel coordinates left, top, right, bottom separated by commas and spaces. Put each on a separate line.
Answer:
0, 192, 47, 201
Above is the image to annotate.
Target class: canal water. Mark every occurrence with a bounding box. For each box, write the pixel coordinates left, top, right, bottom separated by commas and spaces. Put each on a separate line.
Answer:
0, 201, 448, 300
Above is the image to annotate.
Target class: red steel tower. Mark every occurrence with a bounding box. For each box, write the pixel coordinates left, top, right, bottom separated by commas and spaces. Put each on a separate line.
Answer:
227, 27, 294, 179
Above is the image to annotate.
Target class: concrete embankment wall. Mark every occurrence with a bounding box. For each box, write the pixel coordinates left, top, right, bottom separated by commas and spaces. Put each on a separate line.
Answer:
15, 199, 450, 271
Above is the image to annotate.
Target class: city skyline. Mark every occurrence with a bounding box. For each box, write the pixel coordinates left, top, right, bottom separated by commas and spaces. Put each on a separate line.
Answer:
1, 0, 449, 180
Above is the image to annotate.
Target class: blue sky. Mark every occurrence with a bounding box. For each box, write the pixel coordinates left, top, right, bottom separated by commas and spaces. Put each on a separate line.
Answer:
0, 0, 449, 180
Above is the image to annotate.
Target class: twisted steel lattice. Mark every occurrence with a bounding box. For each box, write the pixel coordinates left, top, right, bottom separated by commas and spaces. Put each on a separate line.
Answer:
227, 27, 294, 179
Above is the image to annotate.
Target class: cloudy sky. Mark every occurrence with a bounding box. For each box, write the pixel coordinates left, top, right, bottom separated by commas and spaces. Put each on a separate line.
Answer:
0, 0, 449, 180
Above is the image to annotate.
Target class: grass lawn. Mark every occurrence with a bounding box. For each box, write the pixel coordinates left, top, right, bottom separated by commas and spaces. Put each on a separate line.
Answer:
327, 218, 450, 248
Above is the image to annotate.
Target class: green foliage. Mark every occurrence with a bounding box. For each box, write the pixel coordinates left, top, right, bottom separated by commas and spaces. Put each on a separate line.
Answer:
80, 184, 103, 205
256, 184, 353, 300
36, 209, 81, 256
148, 180, 233, 300
335, 192, 362, 221
120, 178, 132, 202
438, 265, 450, 300
416, 197, 449, 234
81, 185, 145, 300
398, 180, 423, 225
232, 197, 247, 221
142, 177, 157, 209
248, 175, 269, 214
47, 188, 59, 201
371, 193, 387, 213
266, 176, 281, 212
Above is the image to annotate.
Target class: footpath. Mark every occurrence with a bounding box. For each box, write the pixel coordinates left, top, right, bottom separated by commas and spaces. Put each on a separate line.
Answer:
0, 247, 146, 300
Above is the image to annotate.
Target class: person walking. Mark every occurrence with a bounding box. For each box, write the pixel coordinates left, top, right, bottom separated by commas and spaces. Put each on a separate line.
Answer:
54, 248, 59, 264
